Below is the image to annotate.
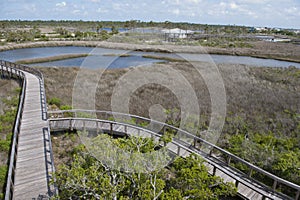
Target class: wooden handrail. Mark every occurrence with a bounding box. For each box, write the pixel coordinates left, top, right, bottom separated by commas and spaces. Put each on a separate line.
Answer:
49, 110, 300, 200
0, 65, 26, 200
0, 60, 57, 200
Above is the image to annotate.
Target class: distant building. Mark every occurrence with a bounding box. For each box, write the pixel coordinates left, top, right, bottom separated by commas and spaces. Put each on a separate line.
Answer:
162, 28, 194, 40
255, 27, 268, 32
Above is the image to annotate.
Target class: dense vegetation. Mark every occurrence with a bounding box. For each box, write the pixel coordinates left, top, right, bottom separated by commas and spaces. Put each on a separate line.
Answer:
43, 63, 299, 198
0, 86, 20, 199
53, 133, 237, 199
0, 20, 299, 46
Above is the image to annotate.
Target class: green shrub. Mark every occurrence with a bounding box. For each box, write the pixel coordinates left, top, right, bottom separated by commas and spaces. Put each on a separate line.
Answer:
48, 97, 61, 107
60, 105, 72, 110
0, 139, 10, 152
0, 165, 7, 193
0, 133, 12, 152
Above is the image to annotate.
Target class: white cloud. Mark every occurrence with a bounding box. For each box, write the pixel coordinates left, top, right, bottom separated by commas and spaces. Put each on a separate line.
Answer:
112, 3, 121, 10
72, 9, 80, 14
56, 1, 66, 7
285, 6, 298, 14
187, 0, 202, 3
230, 2, 239, 9
172, 8, 180, 15
24, 3, 36, 12
96, 7, 108, 13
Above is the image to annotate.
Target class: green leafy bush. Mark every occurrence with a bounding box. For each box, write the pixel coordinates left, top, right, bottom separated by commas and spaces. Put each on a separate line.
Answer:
54, 135, 237, 199
0, 165, 7, 195
48, 97, 61, 107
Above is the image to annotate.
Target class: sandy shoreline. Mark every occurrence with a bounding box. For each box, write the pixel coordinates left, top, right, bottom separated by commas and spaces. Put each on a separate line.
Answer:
1, 40, 300, 63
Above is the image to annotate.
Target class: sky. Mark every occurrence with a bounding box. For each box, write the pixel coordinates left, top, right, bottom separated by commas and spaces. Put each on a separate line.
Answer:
1, 0, 300, 29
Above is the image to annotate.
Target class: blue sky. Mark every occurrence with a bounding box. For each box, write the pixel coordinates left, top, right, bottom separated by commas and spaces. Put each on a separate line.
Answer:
1, 0, 300, 29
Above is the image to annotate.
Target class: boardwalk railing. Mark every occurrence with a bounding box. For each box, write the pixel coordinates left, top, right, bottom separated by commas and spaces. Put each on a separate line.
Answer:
0, 64, 26, 200
0, 61, 48, 120
0, 60, 43, 80
0, 60, 57, 200
1, 58, 299, 199
49, 110, 300, 200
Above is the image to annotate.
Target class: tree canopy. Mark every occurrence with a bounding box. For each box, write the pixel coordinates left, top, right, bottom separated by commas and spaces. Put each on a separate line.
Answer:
54, 134, 237, 199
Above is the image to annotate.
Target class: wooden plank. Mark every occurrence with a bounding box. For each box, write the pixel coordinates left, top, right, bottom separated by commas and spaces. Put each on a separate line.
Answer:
13, 72, 51, 199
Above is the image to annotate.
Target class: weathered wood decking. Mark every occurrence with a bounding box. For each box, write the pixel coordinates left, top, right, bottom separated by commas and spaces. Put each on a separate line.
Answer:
12, 72, 52, 199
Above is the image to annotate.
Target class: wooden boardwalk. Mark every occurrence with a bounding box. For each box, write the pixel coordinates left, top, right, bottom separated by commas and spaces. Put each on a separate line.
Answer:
49, 116, 300, 200
12, 72, 52, 199
0, 60, 55, 200
1, 60, 299, 200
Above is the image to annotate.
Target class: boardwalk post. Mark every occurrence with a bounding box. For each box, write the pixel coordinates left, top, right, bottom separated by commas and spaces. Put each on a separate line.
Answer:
227, 156, 231, 165
209, 147, 213, 156
235, 180, 239, 188
213, 166, 216, 176
150, 131, 154, 140
248, 168, 253, 177
110, 123, 113, 135
96, 121, 99, 134
69, 119, 73, 131
273, 180, 277, 190
295, 190, 300, 200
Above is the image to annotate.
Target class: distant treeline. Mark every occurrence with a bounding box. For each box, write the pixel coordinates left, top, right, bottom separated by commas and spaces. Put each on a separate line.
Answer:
0, 19, 252, 31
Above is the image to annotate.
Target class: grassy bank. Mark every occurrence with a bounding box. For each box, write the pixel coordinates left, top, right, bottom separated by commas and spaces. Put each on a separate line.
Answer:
102, 53, 131, 57
142, 54, 185, 62
15, 53, 89, 64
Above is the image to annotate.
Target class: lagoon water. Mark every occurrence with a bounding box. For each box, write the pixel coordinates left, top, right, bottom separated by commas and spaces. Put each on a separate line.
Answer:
0, 46, 299, 68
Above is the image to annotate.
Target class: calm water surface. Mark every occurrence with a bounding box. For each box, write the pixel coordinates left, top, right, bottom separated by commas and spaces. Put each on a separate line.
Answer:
0, 46, 299, 68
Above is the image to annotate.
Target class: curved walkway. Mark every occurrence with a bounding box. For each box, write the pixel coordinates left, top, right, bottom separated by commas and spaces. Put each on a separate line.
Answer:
13, 72, 52, 199
1, 60, 300, 200
48, 110, 300, 200
1, 61, 55, 200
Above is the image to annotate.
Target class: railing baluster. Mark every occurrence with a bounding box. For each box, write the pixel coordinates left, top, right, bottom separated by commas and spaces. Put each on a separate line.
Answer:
296, 190, 300, 200
96, 121, 99, 134
110, 123, 113, 135
273, 180, 278, 190
69, 119, 72, 131
227, 156, 231, 165
248, 168, 253, 177
235, 180, 239, 188
213, 166, 216, 176
177, 146, 180, 156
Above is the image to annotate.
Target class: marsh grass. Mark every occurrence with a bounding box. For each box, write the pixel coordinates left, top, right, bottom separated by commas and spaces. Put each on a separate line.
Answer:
15, 53, 89, 64
142, 54, 185, 62
102, 53, 131, 57
0, 80, 20, 197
